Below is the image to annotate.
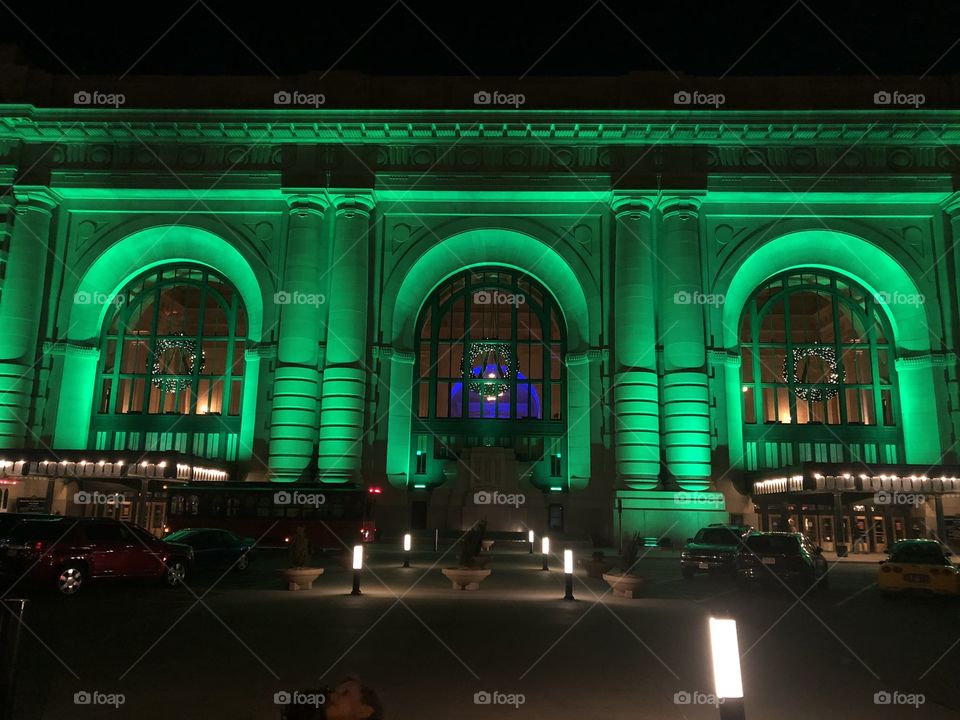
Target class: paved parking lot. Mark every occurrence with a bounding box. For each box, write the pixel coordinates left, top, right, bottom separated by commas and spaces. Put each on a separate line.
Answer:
4, 543, 959, 719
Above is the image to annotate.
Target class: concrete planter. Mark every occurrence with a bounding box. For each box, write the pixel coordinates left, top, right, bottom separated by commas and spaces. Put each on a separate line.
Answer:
442, 567, 492, 590
602, 572, 645, 599
581, 557, 614, 579
279, 567, 324, 591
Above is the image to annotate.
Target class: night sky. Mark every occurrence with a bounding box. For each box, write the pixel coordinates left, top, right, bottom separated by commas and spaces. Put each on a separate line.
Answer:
0, 0, 957, 78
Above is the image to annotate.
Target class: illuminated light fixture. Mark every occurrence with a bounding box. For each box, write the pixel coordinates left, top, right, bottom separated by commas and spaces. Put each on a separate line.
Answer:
549, 486, 563, 491
528, 529, 535, 554
741, 385, 749, 392
709, 617, 746, 719
541, 536, 550, 571
367, 486, 383, 495
158, 461, 167, 468
402, 533, 412, 568
563, 549, 574, 600
413, 483, 426, 489
351, 545, 363, 595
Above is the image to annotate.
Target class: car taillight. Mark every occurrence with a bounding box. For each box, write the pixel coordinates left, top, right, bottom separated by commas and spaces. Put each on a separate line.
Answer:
33, 541, 45, 553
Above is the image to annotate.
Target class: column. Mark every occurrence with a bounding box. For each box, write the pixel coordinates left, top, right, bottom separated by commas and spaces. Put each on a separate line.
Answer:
52, 343, 100, 449
0, 189, 58, 448
317, 195, 375, 483
896, 355, 945, 464
658, 197, 711, 490
268, 194, 328, 480
564, 351, 592, 490
612, 197, 660, 489
385, 350, 415, 488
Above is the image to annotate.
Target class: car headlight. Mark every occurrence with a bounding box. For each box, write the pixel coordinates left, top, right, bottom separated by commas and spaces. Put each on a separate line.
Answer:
680, 551, 690, 559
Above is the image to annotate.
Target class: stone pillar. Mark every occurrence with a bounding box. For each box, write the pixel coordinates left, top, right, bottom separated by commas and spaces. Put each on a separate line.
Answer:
0, 189, 58, 448
611, 197, 660, 489
564, 351, 592, 490
658, 197, 711, 490
268, 195, 328, 480
317, 195, 375, 483
385, 349, 415, 488
52, 343, 100, 449
895, 355, 944, 464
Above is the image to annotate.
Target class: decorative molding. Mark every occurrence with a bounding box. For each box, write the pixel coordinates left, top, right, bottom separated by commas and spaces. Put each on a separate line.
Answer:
43, 341, 99, 358
708, 349, 741, 367
245, 342, 277, 360
895, 353, 955, 370
373, 346, 415, 364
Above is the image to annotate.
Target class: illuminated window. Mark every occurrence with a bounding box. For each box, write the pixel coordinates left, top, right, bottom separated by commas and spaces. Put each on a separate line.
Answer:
739, 270, 901, 469
93, 265, 247, 460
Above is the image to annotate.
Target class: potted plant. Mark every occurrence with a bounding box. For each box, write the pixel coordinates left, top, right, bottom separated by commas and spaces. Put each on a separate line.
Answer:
581, 549, 614, 579
441, 520, 492, 590
602, 532, 645, 598
278, 527, 324, 591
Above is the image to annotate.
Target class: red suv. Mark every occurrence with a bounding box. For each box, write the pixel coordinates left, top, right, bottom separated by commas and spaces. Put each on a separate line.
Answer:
0, 517, 193, 596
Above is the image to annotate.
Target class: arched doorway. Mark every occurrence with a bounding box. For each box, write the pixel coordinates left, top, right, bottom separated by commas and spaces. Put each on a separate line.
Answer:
411, 268, 566, 530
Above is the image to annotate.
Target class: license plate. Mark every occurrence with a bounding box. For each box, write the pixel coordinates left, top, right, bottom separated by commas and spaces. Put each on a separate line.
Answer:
761, 557, 776, 565
698, 562, 709, 569
904, 574, 930, 583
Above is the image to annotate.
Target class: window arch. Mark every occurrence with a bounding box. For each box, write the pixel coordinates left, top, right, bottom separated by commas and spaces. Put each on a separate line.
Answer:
739, 269, 901, 469
413, 268, 565, 466
92, 265, 247, 460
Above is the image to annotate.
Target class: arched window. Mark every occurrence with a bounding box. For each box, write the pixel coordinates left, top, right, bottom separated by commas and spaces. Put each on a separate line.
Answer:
739, 269, 901, 469
92, 265, 247, 460
414, 269, 565, 468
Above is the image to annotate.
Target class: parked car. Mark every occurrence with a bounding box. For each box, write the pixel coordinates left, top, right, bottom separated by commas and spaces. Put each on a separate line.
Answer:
680, 524, 753, 578
735, 532, 829, 590
0, 517, 193, 596
878, 539, 959, 597
0, 513, 60, 546
163, 528, 255, 571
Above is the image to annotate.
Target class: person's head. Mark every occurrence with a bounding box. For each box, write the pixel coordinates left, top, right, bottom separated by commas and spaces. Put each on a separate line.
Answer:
325, 677, 384, 720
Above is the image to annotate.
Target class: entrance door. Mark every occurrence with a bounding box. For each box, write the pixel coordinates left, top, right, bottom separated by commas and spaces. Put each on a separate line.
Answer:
893, 517, 907, 542
872, 515, 887, 553
819, 516, 835, 552
853, 515, 869, 553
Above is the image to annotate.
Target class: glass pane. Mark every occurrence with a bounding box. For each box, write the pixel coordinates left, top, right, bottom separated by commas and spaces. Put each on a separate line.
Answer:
742, 387, 756, 423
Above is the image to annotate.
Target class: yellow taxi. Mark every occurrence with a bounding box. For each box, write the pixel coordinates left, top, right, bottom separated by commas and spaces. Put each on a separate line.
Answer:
878, 540, 960, 597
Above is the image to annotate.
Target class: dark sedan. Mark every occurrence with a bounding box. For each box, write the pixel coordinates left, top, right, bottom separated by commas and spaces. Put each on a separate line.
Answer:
735, 531, 829, 590
163, 528, 255, 571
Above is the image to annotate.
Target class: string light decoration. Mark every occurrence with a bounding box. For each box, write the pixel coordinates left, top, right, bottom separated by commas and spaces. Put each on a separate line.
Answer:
465, 342, 512, 399
151, 335, 205, 392
782, 344, 842, 402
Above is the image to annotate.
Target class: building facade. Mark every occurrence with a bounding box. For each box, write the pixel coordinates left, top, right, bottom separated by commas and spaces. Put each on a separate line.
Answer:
1, 103, 959, 547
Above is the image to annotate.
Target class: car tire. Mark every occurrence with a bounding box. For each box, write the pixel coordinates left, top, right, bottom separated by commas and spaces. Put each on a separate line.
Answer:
235, 553, 250, 572
682, 567, 695, 580
163, 558, 188, 587
57, 564, 86, 596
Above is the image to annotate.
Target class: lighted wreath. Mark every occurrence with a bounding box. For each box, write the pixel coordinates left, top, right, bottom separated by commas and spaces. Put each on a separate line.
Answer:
465, 342, 513, 399
151, 336, 205, 392
782, 344, 842, 402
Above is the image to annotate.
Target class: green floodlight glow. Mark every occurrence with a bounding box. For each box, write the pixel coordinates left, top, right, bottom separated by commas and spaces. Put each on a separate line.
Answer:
549, 486, 563, 492
413, 483, 427, 489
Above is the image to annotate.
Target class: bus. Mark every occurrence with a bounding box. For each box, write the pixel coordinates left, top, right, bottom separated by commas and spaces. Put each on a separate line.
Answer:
165, 483, 377, 549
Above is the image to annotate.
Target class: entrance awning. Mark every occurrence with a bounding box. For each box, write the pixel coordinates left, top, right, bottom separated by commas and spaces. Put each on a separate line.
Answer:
751, 463, 960, 498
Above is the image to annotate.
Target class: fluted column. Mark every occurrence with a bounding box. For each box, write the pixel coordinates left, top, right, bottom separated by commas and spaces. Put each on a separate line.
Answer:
268, 194, 328, 480
612, 196, 660, 489
317, 195, 375, 483
0, 189, 58, 448
658, 197, 711, 490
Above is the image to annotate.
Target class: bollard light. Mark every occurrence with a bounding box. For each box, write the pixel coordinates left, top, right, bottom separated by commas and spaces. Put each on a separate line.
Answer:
563, 549, 574, 600
541, 536, 550, 571
528, 529, 535, 554
709, 617, 746, 720
402, 533, 411, 568
351, 545, 363, 595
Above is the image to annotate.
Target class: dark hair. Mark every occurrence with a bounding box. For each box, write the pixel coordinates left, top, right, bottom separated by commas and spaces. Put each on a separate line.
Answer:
339, 676, 385, 720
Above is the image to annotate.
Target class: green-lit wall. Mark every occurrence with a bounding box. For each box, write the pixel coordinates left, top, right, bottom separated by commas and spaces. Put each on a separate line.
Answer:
1, 107, 959, 541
